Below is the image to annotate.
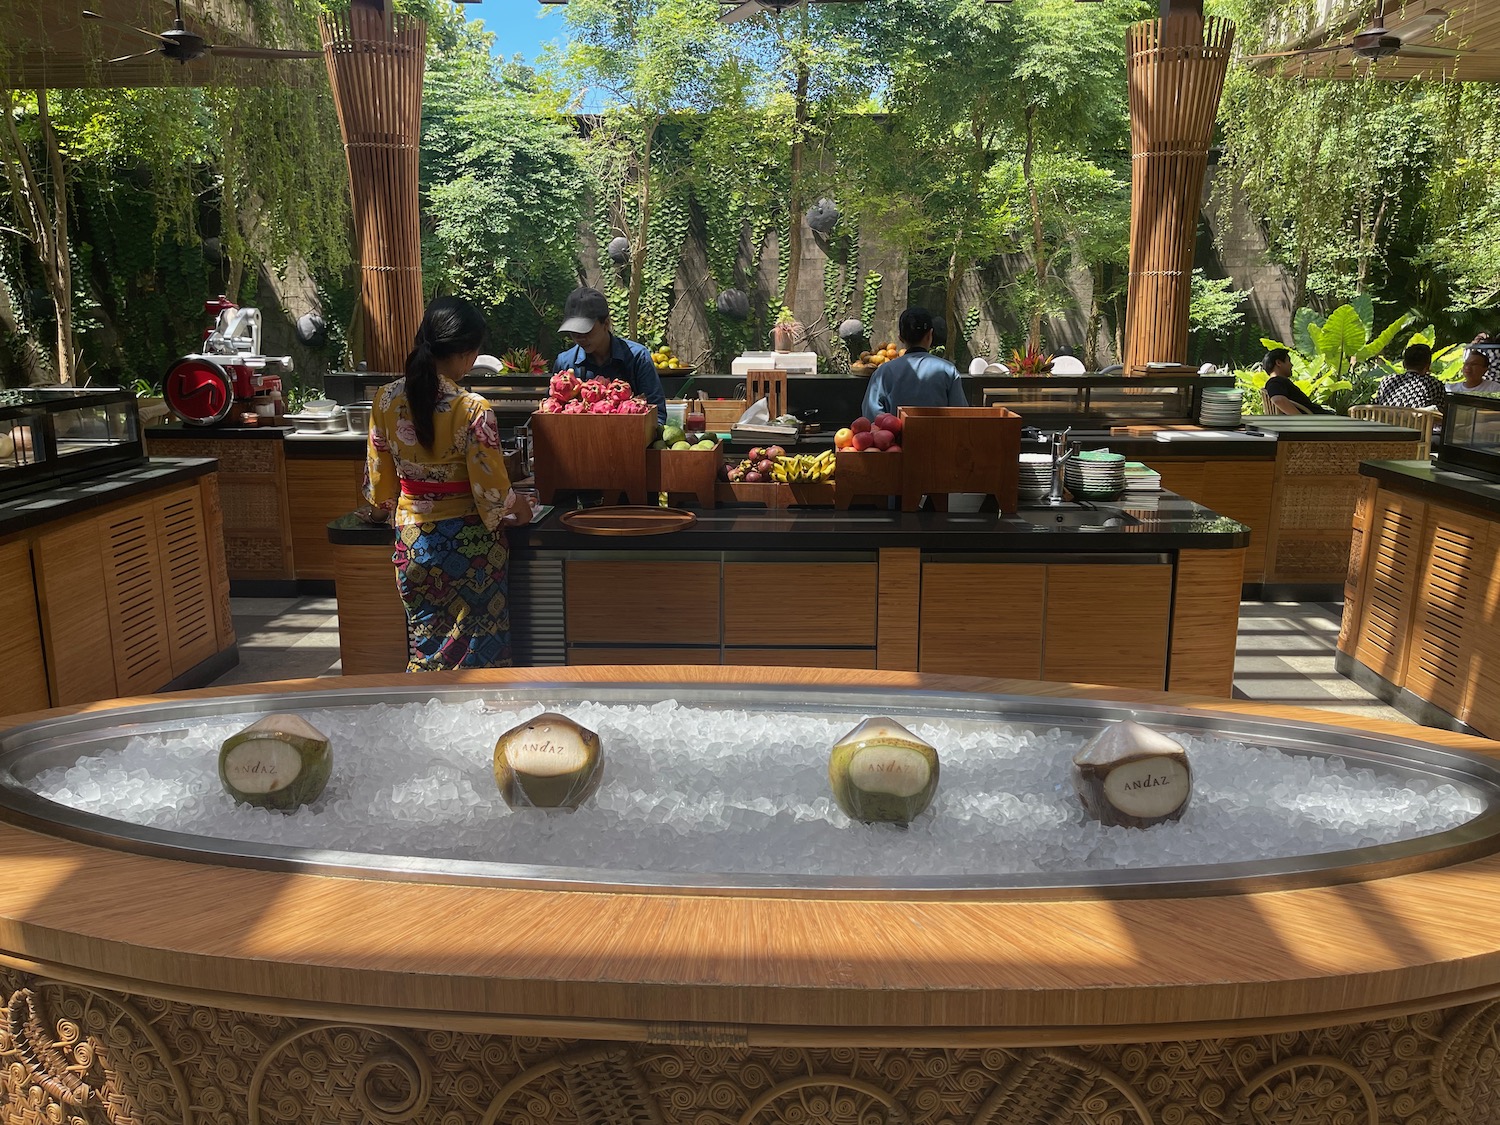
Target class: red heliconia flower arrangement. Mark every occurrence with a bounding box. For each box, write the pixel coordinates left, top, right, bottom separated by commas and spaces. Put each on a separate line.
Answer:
535, 369, 653, 414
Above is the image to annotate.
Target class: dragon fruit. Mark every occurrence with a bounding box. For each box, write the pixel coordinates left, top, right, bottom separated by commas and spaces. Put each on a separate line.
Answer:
549, 369, 581, 403
606, 379, 634, 405
589, 398, 616, 414
561, 400, 588, 415
535, 397, 558, 414
578, 379, 607, 405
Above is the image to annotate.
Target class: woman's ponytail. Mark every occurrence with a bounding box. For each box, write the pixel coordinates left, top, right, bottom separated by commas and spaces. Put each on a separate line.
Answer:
405, 334, 439, 449
403, 296, 488, 450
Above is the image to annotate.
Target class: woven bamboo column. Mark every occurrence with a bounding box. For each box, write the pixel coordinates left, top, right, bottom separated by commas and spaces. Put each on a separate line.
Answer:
1123, 14, 1234, 376
319, 6, 426, 375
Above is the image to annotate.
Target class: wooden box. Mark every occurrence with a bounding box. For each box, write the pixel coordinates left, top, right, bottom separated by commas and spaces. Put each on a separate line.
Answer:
671, 398, 747, 429
531, 411, 656, 505
646, 440, 722, 508
713, 481, 835, 509
835, 450, 903, 509
898, 406, 1021, 513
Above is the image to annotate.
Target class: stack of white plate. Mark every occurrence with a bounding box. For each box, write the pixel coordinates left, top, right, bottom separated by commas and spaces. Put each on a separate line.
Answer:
1065, 452, 1126, 499
1199, 388, 1244, 427
1019, 452, 1053, 499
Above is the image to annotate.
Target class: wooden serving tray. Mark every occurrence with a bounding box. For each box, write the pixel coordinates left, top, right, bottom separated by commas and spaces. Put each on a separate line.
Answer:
559, 507, 697, 536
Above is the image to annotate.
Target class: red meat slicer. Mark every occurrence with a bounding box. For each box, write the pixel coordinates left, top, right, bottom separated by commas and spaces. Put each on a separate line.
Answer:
163, 297, 293, 426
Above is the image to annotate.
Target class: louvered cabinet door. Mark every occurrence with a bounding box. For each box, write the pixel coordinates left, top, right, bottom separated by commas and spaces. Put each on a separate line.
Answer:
155, 487, 219, 677
101, 500, 174, 697
1402, 504, 1489, 718
1351, 492, 1426, 685
1338, 478, 1379, 656
1462, 522, 1500, 736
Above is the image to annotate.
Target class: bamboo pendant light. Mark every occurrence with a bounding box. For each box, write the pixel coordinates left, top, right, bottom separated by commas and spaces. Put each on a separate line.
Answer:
319, 6, 427, 376
1122, 14, 1235, 377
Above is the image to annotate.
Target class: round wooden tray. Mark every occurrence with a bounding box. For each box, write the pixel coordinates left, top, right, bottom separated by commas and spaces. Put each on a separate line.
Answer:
559, 506, 697, 535
654, 364, 696, 377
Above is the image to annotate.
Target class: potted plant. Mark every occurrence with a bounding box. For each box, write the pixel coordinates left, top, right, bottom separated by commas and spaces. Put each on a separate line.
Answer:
1010, 347, 1055, 377
773, 306, 804, 353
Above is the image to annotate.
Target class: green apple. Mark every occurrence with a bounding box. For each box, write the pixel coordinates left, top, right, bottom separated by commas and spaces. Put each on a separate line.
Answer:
828, 717, 939, 825
494, 712, 603, 810
218, 713, 332, 811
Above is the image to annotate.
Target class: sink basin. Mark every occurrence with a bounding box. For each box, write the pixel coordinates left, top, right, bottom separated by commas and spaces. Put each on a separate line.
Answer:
1012, 504, 1141, 530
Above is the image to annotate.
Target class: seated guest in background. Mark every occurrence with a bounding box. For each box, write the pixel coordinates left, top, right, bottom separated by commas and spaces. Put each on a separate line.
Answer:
1261, 347, 1333, 414
1450, 334, 1500, 394
553, 286, 667, 422
1375, 344, 1447, 410
861, 306, 968, 420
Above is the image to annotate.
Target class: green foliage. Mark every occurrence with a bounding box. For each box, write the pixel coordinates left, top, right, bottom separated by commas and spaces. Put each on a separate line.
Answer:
1259, 299, 1415, 412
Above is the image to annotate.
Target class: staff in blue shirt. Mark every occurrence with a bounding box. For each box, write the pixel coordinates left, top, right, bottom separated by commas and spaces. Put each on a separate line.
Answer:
861, 307, 969, 420
554, 286, 668, 423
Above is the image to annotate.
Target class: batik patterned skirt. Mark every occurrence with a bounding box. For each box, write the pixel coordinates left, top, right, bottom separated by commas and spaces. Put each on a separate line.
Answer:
393, 514, 511, 671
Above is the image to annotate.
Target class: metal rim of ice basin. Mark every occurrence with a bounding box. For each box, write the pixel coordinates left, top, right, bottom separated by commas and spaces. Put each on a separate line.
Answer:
2, 679, 1498, 901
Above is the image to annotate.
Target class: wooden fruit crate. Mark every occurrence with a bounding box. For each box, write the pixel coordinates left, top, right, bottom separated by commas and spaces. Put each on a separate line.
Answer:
714, 480, 835, 509
834, 450, 903, 509
646, 440, 722, 508
671, 398, 747, 429
898, 406, 1021, 513
531, 411, 656, 505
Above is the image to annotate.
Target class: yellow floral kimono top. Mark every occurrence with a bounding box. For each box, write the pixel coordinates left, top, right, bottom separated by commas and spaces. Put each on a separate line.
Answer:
364, 376, 512, 531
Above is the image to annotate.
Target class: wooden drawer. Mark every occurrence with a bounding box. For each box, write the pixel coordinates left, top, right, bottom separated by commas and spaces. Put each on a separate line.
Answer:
919, 563, 1045, 679
566, 561, 721, 645
1044, 564, 1172, 691
723, 647, 877, 669
567, 646, 720, 666
723, 563, 877, 646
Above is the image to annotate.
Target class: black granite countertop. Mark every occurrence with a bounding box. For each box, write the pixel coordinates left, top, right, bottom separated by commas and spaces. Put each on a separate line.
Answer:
0, 458, 217, 536
328, 491, 1250, 552
1361, 459, 1500, 517
147, 421, 293, 440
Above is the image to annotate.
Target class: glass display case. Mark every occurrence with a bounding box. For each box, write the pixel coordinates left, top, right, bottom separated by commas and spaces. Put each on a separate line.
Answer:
1436, 389, 1500, 481
980, 374, 1237, 429
0, 386, 144, 500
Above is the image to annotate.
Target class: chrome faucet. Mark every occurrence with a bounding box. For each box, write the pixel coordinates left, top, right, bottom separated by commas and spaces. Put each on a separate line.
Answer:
1048, 428, 1075, 505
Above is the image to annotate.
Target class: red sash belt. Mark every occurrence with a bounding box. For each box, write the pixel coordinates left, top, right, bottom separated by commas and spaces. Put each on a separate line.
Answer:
400, 479, 471, 497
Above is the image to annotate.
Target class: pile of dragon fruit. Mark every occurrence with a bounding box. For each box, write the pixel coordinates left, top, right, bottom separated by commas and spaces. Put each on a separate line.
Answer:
535, 369, 655, 415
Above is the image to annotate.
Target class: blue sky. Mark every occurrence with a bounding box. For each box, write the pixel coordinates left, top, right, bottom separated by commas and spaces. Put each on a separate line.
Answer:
463, 0, 572, 68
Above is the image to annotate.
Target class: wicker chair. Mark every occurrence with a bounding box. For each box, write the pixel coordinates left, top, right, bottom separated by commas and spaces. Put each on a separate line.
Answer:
1262, 391, 1312, 415
1347, 404, 1440, 459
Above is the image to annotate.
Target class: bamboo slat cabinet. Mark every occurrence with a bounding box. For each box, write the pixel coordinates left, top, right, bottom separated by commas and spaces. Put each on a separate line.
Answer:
1338, 461, 1500, 738
0, 463, 236, 718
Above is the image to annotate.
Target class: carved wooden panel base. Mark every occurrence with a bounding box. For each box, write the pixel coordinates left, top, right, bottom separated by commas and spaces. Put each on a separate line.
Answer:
5, 969, 1500, 1125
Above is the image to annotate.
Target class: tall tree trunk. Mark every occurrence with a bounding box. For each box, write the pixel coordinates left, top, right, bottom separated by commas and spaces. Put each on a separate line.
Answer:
1023, 103, 1045, 354
1356, 195, 1388, 296
780, 53, 810, 316
0, 88, 74, 384
627, 118, 656, 339
945, 246, 965, 370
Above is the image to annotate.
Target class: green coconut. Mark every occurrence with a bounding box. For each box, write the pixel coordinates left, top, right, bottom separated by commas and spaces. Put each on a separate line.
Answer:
1071, 719, 1192, 829
218, 713, 332, 811
494, 712, 603, 810
828, 717, 940, 825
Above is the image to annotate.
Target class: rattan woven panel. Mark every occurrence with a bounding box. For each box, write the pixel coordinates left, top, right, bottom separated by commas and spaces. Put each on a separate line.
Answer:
1274, 479, 1366, 530
1280, 442, 1419, 477
153, 437, 278, 475
4, 968, 1500, 1125
225, 532, 294, 578
1272, 535, 1363, 581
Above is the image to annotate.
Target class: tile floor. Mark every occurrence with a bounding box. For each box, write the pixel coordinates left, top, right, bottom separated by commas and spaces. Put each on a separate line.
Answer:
210, 595, 1414, 725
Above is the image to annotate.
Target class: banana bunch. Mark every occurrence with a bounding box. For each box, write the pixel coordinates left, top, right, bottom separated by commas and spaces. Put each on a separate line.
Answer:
771, 450, 836, 483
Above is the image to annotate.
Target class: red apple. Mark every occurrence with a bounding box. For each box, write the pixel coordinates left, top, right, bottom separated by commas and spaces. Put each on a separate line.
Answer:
851, 417, 872, 434
885, 415, 903, 436
887, 443, 901, 453
851, 431, 875, 451
874, 412, 898, 431
871, 428, 894, 450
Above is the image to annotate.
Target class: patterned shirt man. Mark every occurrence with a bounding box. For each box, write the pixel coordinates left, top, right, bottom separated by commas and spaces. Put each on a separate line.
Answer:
1374, 344, 1446, 411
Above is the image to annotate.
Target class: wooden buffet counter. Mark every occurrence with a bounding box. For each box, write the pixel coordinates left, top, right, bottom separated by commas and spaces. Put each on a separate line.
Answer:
0, 458, 235, 719
1339, 459, 1500, 739
328, 496, 1250, 696
6, 667, 1500, 1124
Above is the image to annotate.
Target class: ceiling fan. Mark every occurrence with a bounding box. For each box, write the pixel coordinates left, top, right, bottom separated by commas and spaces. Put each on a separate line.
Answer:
1248, 2, 1465, 64
82, 0, 324, 66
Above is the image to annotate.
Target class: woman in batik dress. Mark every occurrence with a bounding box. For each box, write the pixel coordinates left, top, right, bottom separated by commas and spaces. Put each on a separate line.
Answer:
364, 297, 531, 670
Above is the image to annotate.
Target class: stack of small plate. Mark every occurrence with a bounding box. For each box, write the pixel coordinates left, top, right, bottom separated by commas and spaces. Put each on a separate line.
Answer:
1065, 451, 1126, 499
1199, 388, 1244, 427
1019, 453, 1053, 500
